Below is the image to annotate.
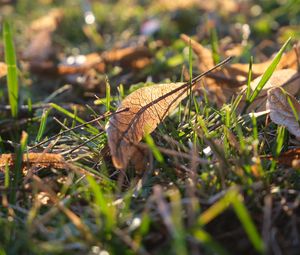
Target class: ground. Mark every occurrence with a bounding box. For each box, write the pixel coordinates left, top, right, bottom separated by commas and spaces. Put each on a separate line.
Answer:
0, 1, 300, 255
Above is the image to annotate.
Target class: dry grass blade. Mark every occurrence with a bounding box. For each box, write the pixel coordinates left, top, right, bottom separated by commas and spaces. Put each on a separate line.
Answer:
32, 174, 94, 242
107, 58, 231, 169
266, 87, 300, 138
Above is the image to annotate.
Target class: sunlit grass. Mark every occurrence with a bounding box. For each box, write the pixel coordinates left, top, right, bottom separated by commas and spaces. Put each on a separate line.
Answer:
3, 20, 19, 118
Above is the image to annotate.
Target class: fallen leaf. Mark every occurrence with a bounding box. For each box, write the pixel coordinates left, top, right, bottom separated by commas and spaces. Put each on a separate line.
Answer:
266, 86, 300, 138
222, 44, 244, 57
59, 53, 105, 74
106, 57, 232, 169
181, 34, 300, 105
30, 9, 64, 32
30, 55, 105, 76
239, 69, 300, 112
0, 153, 65, 172
153, 0, 238, 13
102, 45, 152, 69
229, 42, 300, 75
29, 45, 151, 77
0, 62, 7, 78
23, 29, 54, 62
182, 34, 300, 77
106, 82, 188, 169
262, 148, 300, 167
23, 9, 64, 62
181, 34, 246, 105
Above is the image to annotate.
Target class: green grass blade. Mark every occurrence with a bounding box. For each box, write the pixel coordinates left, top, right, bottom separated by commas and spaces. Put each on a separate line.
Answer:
86, 176, 116, 233
3, 20, 19, 118
105, 77, 111, 111
246, 56, 253, 100
247, 37, 291, 105
50, 103, 98, 134
285, 89, 300, 124
0, 136, 4, 153
144, 134, 164, 163
210, 27, 220, 64
27, 97, 32, 113
251, 113, 258, 140
0, 247, 7, 255
36, 109, 51, 142
188, 39, 193, 118
274, 126, 286, 156
169, 189, 188, 255
5, 163, 10, 189
197, 189, 264, 253
193, 229, 228, 255
118, 84, 125, 100
231, 192, 265, 253
197, 189, 234, 225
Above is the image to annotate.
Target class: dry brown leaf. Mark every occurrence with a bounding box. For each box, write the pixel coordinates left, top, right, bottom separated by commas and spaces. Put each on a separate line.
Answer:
182, 34, 299, 76
102, 45, 152, 69
0, 153, 65, 172
30, 9, 64, 32
0, 62, 7, 78
29, 54, 106, 76
23, 29, 54, 62
266, 87, 300, 138
229, 43, 300, 75
29, 45, 151, 76
262, 148, 300, 167
222, 44, 244, 57
181, 34, 300, 105
181, 34, 245, 105
244, 69, 300, 112
107, 82, 189, 169
153, 0, 237, 13
58, 53, 105, 74
106, 57, 229, 169
23, 9, 64, 62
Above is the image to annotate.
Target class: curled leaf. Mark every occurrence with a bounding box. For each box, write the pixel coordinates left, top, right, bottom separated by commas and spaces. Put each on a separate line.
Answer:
245, 69, 300, 112
266, 87, 300, 138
